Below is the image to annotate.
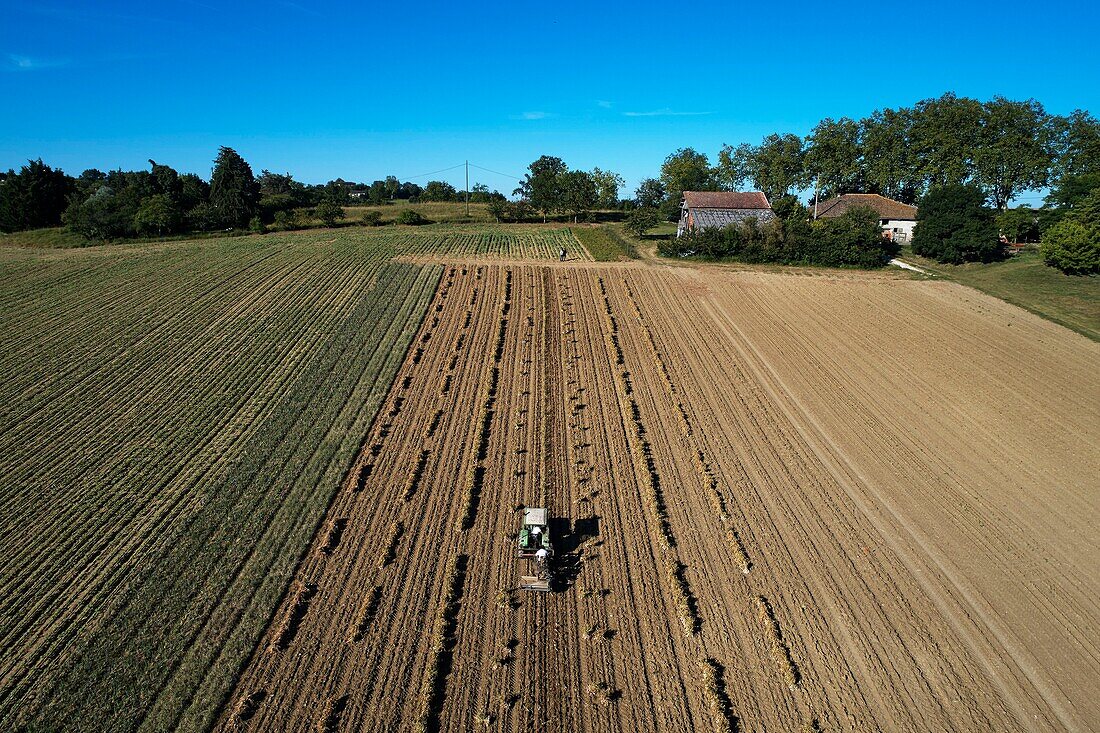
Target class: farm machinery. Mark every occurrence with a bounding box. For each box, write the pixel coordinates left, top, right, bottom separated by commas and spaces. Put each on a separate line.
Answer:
517, 507, 553, 592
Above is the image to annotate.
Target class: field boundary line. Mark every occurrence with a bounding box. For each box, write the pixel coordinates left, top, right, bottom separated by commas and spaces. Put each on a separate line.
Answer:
692, 281, 1079, 733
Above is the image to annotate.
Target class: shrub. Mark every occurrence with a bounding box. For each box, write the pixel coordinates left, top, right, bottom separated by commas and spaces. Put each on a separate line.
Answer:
315, 200, 343, 227
248, 216, 266, 234
625, 207, 660, 237
997, 206, 1039, 243
273, 209, 300, 230
1040, 219, 1100, 275
186, 202, 220, 232
487, 198, 508, 222
396, 209, 428, 226
132, 195, 181, 236
912, 184, 1002, 263
259, 193, 296, 223
810, 206, 897, 267
64, 191, 132, 240
361, 211, 382, 226
671, 206, 893, 267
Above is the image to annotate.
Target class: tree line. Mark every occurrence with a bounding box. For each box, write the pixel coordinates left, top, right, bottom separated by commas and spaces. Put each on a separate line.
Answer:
490, 156, 623, 223
634, 93, 1099, 216
0, 148, 507, 239
631, 94, 1098, 274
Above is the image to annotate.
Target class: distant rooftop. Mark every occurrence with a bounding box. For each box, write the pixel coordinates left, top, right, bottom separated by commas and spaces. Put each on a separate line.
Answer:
815, 193, 917, 220
682, 191, 772, 210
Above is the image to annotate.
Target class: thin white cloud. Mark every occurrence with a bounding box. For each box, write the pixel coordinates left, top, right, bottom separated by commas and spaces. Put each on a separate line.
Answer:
512, 111, 552, 120
6, 54, 67, 71
623, 108, 713, 117
597, 100, 613, 109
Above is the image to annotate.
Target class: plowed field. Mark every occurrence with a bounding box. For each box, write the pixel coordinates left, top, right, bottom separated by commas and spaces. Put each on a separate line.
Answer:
220, 262, 1099, 733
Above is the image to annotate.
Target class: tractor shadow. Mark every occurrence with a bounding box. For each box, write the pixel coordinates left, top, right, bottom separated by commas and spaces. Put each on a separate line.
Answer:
551, 516, 600, 593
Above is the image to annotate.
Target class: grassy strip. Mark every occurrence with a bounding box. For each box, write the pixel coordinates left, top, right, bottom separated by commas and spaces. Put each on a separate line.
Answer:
3, 251, 439, 732
903, 248, 1099, 341
570, 225, 637, 261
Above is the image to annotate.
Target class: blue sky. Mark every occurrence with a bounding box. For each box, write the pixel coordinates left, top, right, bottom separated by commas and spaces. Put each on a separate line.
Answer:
2, 0, 1098, 203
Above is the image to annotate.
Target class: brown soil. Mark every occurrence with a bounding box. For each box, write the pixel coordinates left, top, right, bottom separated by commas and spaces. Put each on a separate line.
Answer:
217, 263, 1099, 733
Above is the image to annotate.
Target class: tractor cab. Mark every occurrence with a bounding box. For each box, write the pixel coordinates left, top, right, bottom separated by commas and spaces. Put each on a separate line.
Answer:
518, 507, 552, 592
517, 507, 551, 557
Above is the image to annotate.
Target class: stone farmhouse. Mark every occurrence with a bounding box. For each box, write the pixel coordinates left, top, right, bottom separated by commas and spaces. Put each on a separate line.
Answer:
814, 193, 918, 243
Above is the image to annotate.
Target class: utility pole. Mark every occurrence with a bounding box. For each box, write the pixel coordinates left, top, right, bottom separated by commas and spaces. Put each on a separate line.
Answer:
813, 175, 820, 220
465, 160, 470, 216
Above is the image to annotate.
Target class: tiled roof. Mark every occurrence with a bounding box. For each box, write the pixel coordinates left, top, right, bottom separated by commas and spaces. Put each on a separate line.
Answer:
683, 191, 772, 210
691, 208, 776, 231
815, 193, 917, 220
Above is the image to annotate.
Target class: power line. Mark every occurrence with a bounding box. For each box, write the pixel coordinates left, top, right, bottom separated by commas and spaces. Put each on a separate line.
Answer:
469, 163, 524, 181
382, 161, 523, 190
396, 163, 466, 181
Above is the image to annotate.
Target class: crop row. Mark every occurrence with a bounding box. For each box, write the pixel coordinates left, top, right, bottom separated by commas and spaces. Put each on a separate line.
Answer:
3, 244, 443, 733
699, 657, 739, 733
756, 595, 800, 690
415, 553, 469, 733
623, 285, 692, 435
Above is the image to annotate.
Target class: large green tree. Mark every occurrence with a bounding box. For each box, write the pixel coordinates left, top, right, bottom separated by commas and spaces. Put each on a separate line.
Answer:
515, 155, 568, 221
420, 180, 458, 202
634, 178, 666, 209
209, 147, 259, 228
718, 134, 806, 202
559, 170, 598, 222
804, 118, 863, 198
973, 97, 1055, 210
0, 159, 75, 232
658, 148, 717, 221
861, 107, 922, 203
589, 167, 625, 209
660, 147, 717, 200
910, 93, 983, 189
1053, 110, 1100, 179
132, 194, 180, 236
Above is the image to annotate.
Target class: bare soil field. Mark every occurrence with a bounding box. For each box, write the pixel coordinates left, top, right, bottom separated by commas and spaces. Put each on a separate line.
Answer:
220, 262, 1099, 732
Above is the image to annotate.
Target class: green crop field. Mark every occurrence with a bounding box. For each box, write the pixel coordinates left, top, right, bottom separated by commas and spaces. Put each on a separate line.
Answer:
0, 225, 573, 732
570, 224, 638, 261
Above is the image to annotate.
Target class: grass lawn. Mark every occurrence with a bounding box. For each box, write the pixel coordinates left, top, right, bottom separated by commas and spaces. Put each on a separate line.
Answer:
0, 227, 96, 248
903, 248, 1100, 341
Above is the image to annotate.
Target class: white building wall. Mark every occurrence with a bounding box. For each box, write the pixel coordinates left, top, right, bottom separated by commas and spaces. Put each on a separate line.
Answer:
883, 219, 916, 242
